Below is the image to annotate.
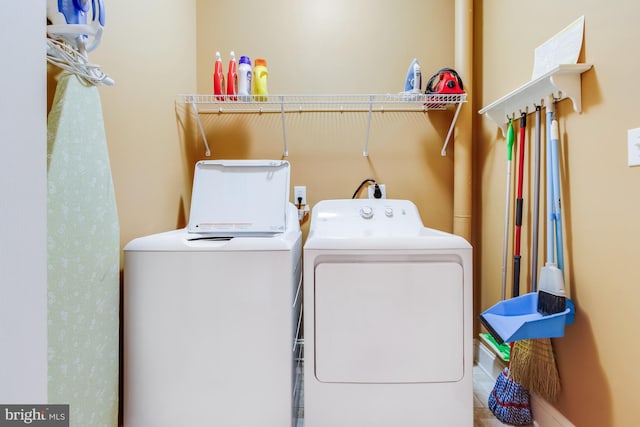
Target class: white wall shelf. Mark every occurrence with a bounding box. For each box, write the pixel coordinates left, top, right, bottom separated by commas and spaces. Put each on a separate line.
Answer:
478, 64, 592, 136
177, 93, 467, 157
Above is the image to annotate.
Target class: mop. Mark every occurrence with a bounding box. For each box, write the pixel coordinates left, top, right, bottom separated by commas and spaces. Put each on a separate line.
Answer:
488, 344, 532, 425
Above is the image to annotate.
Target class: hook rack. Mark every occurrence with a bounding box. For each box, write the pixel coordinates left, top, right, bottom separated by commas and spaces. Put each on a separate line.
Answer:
178, 93, 466, 157
479, 64, 592, 136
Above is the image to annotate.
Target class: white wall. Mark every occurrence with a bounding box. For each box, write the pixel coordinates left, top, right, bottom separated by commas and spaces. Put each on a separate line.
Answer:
0, 1, 48, 402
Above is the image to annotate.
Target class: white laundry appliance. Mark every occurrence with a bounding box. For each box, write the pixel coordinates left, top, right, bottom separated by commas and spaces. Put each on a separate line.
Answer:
123, 160, 302, 427
303, 199, 473, 427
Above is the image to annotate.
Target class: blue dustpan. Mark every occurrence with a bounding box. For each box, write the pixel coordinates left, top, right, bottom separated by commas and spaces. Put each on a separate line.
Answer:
479, 292, 574, 344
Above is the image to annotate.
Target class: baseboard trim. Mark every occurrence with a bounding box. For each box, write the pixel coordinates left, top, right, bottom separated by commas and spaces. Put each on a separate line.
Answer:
531, 393, 575, 427
475, 339, 574, 427
474, 337, 507, 379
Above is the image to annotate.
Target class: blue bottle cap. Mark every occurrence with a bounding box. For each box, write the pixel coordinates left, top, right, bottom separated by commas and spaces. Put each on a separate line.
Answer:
239, 56, 251, 65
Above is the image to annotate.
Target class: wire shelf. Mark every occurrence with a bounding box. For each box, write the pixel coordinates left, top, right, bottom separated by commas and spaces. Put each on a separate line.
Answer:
176, 93, 466, 157
178, 93, 466, 114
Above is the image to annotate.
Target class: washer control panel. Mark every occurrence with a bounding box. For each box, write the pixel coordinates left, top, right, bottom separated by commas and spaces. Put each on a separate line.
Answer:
311, 199, 425, 238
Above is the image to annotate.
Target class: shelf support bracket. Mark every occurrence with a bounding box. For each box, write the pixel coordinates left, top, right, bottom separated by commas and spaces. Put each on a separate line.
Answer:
363, 95, 374, 157
190, 98, 211, 157
280, 96, 289, 157
441, 100, 464, 156
550, 72, 583, 114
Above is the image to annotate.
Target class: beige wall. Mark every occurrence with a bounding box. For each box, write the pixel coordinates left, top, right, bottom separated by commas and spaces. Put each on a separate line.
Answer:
49, 0, 640, 426
476, 2, 640, 426
91, 0, 197, 248
74, 0, 459, 251
191, 0, 458, 241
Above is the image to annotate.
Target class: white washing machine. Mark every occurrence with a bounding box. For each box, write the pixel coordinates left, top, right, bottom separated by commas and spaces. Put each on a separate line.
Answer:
124, 160, 302, 427
303, 199, 473, 427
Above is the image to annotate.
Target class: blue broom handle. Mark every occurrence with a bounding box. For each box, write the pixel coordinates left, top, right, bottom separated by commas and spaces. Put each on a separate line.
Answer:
551, 120, 565, 272
546, 109, 554, 265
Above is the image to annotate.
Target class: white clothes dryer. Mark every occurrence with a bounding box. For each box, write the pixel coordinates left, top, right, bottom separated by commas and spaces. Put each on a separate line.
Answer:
303, 199, 473, 427
124, 160, 302, 427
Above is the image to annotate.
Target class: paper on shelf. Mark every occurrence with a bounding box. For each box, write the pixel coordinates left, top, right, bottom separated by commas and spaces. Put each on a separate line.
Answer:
532, 15, 585, 80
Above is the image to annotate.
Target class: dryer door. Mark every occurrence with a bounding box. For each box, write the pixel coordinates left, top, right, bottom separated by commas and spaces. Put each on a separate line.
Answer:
314, 260, 464, 383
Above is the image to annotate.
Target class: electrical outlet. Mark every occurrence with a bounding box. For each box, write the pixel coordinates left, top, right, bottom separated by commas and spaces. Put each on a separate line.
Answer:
368, 184, 386, 199
294, 186, 307, 205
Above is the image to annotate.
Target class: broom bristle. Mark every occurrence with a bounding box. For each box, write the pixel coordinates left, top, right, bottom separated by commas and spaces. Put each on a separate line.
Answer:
510, 338, 560, 402
537, 290, 566, 315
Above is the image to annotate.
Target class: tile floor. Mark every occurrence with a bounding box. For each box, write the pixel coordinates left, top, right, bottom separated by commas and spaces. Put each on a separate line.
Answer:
293, 362, 521, 427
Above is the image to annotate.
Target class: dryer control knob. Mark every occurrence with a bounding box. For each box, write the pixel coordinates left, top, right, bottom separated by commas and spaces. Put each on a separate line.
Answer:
360, 206, 374, 219
384, 207, 394, 217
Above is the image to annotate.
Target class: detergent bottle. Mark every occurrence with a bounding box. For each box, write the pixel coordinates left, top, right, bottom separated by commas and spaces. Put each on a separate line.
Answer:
238, 56, 252, 101
253, 58, 268, 102
213, 51, 225, 100
226, 51, 237, 100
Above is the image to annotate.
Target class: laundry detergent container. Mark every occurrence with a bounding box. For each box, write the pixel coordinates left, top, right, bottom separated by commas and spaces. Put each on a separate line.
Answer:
303, 199, 473, 427
124, 160, 302, 427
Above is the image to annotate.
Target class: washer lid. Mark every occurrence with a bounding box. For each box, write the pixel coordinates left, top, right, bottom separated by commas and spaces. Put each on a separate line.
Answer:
188, 160, 290, 237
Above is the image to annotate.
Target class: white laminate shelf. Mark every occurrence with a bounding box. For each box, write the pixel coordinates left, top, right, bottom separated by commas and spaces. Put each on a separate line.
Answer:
479, 63, 592, 136
177, 93, 467, 157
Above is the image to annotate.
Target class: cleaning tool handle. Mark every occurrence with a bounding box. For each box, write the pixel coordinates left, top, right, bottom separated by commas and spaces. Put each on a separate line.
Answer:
514, 197, 522, 258
546, 110, 554, 264
501, 119, 515, 301
513, 112, 526, 298
531, 106, 542, 291
517, 113, 526, 198
550, 119, 565, 272
514, 112, 526, 254
513, 255, 521, 297
507, 120, 515, 161
515, 199, 523, 227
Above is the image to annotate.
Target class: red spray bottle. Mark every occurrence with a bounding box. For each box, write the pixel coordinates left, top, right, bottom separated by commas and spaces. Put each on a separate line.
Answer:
213, 51, 225, 100
226, 51, 237, 100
